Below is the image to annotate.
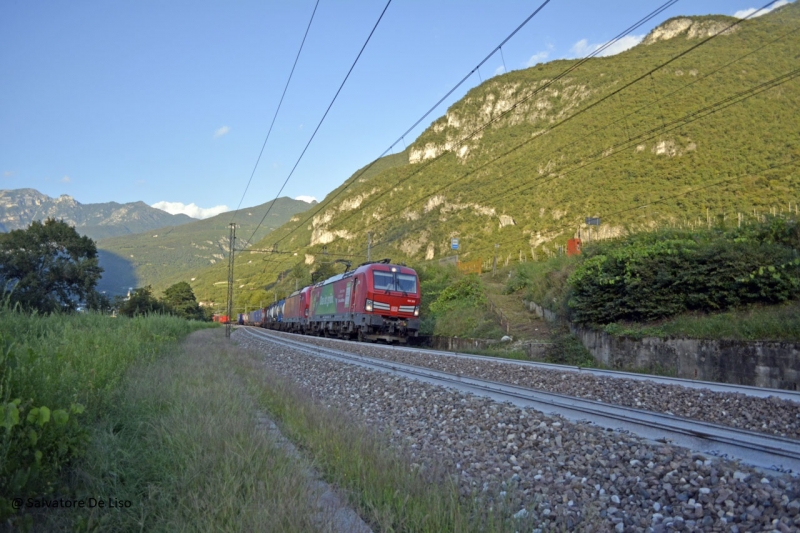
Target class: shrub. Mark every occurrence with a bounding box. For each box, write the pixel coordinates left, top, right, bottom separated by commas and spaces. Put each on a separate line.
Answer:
429, 275, 486, 315
0, 307, 202, 522
568, 220, 800, 325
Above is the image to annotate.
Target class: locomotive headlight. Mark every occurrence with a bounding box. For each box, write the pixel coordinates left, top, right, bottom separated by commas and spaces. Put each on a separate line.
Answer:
414, 306, 419, 317
365, 299, 373, 312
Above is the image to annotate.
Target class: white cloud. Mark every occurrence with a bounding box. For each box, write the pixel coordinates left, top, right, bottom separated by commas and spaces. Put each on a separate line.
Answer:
295, 195, 317, 204
60, 175, 71, 183
526, 45, 553, 67
213, 126, 230, 138
494, 65, 506, 76
2, 171, 13, 178
571, 34, 644, 58
152, 201, 229, 219
734, 0, 791, 18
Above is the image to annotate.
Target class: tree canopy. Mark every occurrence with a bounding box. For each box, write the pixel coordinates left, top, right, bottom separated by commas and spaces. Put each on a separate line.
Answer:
162, 281, 203, 320
0, 218, 103, 313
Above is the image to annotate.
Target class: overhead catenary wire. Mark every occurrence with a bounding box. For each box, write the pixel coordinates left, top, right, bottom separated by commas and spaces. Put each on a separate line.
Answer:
475, 23, 800, 206
244, 0, 393, 249
415, 158, 798, 264
266, 0, 557, 252
254, 0, 790, 285
229, 0, 321, 226
325, 0, 779, 236
264, 0, 674, 260
359, 65, 800, 258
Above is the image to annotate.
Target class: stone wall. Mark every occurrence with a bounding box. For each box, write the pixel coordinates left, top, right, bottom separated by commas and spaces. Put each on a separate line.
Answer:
523, 300, 558, 322
419, 336, 551, 359
571, 325, 800, 391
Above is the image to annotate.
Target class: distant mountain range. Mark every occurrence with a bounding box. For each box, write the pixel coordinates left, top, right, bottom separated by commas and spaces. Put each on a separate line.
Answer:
95, 197, 314, 294
0, 188, 195, 240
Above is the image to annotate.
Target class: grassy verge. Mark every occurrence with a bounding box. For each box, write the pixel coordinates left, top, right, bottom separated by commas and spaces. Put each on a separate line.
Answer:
603, 300, 800, 342
0, 306, 208, 526
229, 335, 523, 532
46, 329, 319, 532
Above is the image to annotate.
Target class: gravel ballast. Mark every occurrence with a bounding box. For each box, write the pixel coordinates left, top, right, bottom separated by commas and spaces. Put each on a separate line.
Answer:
236, 330, 800, 532
265, 330, 800, 440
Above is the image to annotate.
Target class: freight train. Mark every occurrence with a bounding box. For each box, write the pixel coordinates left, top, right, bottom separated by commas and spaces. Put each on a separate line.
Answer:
245, 259, 421, 343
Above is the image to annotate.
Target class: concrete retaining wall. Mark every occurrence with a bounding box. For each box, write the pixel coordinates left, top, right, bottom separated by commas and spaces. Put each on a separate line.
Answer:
523, 300, 558, 322
419, 336, 551, 359
570, 325, 800, 390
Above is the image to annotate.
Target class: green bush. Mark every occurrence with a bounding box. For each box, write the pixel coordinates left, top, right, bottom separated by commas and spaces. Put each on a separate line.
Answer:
568, 219, 800, 325
505, 255, 577, 314
0, 306, 203, 522
429, 274, 486, 315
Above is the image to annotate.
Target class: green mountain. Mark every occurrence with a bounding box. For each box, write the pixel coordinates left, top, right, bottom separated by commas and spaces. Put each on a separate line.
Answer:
189, 4, 800, 310
0, 188, 195, 240
96, 197, 314, 295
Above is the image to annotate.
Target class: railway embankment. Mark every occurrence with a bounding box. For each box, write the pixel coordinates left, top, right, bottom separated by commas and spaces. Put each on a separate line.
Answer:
238, 328, 800, 532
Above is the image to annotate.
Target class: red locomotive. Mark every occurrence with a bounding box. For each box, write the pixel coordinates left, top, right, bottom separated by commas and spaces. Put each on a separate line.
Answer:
252, 259, 421, 343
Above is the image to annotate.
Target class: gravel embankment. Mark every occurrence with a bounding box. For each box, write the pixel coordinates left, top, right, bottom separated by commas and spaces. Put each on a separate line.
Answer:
264, 330, 800, 440
236, 330, 800, 533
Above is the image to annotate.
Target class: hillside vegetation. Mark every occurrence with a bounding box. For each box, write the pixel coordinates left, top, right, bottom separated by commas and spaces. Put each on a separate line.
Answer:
190, 4, 800, 309
504, 216, 800, 342
96, 197, 313, 295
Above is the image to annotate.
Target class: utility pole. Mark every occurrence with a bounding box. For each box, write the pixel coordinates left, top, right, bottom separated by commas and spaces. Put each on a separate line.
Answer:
225, 223, 236, 339
367, 232, 372, 262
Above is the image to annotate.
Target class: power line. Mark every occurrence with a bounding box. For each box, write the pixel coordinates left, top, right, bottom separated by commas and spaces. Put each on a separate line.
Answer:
266, 0, 563, 251
326, 0, 779, 235
230, 0, 321, 226
361, 65, 800, 257
244, 0, 393, 248
254, 0, 790, 282
316, 0, 680, 235
473, 24, 800, 206
261, 0, 671, 278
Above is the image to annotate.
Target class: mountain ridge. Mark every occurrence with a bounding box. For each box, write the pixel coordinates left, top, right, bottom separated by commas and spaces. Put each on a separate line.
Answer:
0, 188, 196, 240
96, 197, 314, 295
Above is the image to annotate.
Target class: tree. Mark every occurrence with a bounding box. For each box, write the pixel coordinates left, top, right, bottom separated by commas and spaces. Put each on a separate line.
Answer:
117, 285, 167, 317
0, 218, 103, 313
162, 281, 203, 320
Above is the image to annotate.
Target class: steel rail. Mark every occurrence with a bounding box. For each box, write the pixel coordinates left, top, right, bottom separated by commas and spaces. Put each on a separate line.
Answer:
264, 329, 800, 402
240, 327, 800, 474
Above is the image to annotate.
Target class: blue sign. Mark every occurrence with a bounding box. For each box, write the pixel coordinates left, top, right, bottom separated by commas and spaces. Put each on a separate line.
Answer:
451, 238, 459, 250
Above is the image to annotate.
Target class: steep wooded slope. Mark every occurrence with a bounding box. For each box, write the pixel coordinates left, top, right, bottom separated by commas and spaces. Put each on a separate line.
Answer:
192, 5, 800, 308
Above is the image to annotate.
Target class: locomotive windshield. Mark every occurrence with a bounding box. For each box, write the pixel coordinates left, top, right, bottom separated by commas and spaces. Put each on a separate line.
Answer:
397, 274, 417, 293
372, 271, 417, 293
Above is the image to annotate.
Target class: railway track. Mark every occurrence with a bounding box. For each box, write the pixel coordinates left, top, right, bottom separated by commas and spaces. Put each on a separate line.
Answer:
241, 326, 800, 474
272, 330, 800, 401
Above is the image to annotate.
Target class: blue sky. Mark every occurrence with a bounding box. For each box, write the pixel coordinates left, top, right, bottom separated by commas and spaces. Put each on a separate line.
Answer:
0, 0, 791, 218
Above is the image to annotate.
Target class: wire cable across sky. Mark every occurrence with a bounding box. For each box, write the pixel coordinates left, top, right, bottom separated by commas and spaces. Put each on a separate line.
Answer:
229, 0, 321, 226
244, 0, 393, 247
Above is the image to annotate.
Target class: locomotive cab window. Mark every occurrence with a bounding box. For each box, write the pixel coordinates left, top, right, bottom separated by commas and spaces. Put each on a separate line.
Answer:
373, 271, 394, 291
372, 271, 417, 293
396, 274, 417, 293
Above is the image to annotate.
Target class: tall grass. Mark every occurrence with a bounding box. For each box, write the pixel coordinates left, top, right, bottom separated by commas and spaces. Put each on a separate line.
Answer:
0, 304, 207, 524
53, 329, 319, 532
231, 341, 524, 533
